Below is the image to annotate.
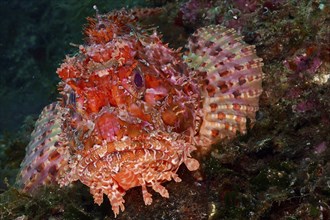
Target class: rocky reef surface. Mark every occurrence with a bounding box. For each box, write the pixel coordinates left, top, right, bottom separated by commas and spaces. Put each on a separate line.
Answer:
0, 0, 329, 219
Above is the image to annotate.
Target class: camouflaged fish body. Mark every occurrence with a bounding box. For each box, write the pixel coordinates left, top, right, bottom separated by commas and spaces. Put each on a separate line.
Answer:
17, 9, 263, 217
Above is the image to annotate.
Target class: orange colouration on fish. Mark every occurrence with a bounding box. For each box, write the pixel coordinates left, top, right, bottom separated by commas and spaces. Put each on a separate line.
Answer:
17, 9, 263, 218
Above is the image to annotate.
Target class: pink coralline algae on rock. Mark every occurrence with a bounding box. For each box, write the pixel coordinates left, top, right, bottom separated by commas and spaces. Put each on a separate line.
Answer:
179, 0, 212, 27
314, 141, 327, 154
284, 46, 323, 75
16, 8, 263, 217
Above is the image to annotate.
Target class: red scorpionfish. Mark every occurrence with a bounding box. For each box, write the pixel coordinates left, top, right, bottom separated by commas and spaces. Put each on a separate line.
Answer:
16, 9, 263, 217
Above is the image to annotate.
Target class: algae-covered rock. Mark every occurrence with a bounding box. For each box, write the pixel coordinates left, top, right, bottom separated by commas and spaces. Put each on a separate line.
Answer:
1, 0, 329, 219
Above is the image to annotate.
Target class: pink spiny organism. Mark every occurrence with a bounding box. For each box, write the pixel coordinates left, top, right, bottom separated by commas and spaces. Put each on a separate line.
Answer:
16, 8, 263, 217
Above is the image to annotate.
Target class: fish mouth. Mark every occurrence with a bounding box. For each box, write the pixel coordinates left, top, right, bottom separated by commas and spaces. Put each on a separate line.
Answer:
75, 135, 200, 180
57, 135, 199, 215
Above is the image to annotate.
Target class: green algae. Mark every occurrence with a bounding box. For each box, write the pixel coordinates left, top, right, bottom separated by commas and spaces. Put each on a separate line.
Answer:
0, 0, 329, 219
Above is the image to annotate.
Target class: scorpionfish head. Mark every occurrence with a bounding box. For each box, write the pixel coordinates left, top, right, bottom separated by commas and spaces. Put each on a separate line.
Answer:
55, 11, 201, 204
57, 11, 201, 146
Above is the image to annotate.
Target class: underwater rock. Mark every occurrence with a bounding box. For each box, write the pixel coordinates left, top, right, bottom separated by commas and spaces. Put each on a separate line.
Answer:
16, 8, 263, 217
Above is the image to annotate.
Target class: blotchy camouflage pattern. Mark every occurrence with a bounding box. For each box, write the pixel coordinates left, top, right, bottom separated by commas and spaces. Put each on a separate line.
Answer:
17, 9, 263, 217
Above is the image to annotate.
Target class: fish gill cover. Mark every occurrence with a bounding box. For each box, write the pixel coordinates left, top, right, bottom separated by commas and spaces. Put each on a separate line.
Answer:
0, 0, 329, 219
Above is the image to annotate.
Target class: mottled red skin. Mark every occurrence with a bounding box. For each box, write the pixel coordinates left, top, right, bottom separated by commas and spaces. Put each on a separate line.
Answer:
55, 10, 201, 216
17, 9, 263, 217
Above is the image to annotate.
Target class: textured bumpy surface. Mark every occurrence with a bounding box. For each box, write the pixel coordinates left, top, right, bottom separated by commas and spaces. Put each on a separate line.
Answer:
16, 9, 263, 217
17, 102, 69, 192
184, 25, 263, 146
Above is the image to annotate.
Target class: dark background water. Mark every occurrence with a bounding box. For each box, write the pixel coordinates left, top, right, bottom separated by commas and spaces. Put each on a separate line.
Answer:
0, 0, 155, 135
0, 0, 329, 219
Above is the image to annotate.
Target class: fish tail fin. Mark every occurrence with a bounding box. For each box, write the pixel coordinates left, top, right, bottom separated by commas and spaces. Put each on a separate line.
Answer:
184, 25, 263, 147
16, 102, 69, 192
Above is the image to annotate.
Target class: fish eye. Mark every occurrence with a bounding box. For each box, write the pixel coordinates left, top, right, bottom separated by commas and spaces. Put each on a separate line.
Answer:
133, 68, 143, 88
98, 23, 106, 30
69, 92, 76, 105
